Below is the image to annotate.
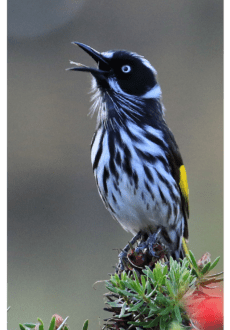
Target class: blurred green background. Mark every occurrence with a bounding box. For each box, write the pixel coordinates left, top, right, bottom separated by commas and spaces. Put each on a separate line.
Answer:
8, 1, 223, 329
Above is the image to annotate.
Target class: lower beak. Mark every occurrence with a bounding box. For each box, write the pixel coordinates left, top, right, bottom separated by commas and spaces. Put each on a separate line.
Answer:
66, 42, 111, 77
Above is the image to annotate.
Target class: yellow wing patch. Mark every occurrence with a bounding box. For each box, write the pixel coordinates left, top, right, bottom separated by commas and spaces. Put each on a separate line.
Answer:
179, 165, 189, 203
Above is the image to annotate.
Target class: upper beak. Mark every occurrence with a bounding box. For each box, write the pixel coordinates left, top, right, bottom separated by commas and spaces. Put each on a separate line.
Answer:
66, 42, 111, 76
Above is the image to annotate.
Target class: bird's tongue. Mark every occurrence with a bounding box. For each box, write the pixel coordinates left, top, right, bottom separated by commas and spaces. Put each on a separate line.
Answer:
69, 61, 89, 69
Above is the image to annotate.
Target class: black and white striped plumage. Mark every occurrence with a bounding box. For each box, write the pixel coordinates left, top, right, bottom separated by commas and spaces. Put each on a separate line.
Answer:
68, 43, 189, 260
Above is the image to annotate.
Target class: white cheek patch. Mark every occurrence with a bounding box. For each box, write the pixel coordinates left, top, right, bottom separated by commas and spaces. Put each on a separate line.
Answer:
141, 84, 162, 99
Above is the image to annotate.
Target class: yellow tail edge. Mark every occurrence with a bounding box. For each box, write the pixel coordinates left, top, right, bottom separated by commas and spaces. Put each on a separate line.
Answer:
182, 237, 189, 258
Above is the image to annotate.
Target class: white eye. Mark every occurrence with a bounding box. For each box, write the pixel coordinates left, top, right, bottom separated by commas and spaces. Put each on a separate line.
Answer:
121, 65, 131, 73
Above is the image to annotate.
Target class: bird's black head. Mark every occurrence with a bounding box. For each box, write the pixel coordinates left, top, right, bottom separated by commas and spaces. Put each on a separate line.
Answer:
67, 42, 162, 100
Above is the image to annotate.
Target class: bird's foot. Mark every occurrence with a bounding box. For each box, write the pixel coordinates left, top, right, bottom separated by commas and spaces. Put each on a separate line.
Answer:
117, 231, 142, 272
134, 228, 162, 257
116, 229, 165, 273
145, 228, 162, 257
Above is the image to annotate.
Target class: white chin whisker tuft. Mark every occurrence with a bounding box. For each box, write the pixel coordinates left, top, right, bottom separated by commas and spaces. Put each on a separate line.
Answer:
89, 78, 109, 127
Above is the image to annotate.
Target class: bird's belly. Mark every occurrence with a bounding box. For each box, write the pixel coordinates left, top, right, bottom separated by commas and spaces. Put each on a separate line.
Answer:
94, 159, 181, 236
91, 127, 182, 236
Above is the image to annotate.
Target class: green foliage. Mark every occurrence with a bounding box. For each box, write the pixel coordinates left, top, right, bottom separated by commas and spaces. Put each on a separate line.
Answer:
105, 257, 194, 330
104, 252, 223, 330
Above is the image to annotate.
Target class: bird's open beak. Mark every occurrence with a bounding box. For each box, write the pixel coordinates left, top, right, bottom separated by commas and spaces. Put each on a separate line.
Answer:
66, 42, 110, 77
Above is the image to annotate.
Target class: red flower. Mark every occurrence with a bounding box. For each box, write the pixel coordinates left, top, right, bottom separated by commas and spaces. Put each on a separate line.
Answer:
185, 285, 223, 330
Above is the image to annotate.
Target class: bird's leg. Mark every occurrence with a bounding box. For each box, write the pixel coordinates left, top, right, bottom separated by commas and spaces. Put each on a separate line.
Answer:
146, 228, 162, 257
134, 240, 148, 254
134, 228, 162, 257
118, 231, 142, 271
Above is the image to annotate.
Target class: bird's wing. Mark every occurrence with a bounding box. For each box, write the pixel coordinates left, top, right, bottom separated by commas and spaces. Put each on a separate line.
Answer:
164, 128, 189, 239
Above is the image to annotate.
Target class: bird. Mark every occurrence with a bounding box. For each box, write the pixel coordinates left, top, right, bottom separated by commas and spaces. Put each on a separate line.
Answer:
67, 42, 189, 266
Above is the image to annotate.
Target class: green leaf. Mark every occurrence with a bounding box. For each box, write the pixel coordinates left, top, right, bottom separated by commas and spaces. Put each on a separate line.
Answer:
129, 282, 143, 295
82, 319, 88, 330
188, 251, 198, 270
153, 264, 164, 284
109, 278, 118, 287
108, 300, 124, 308
146, 286, 157, 298
173, 265, 181, 284
23, 324, 37, 329
168, 262, 176, 285
123, 281, 137, 292
37, 318, 44, 326
133, 271, 143, 293
128, 301, 144, 312
147, 300, 160, 313
147, 306, 159, 317
106, 285, 119, 294
119, 302, 127, 318
144, 269, 156, 286
209, 256, 221, 272
191, 268, 199, 278
48, 317, 56, 330
181, 271, 190, 282
114, 273, 120, 282
37, 317, 44, 330
165, 279, 175, 298
145, 281, 152, 295
142, 267, 149, 275
159, 315, 167, 330
133, 270, 139, 282
141, 275, 146, 289
174, 305, 182, 323
155, 292, 170, 306
116, 288, 136, 297
201, 261, 211, 275
162, 264, 168, 276
181, 258, 189, 269
143, 316, 160, 328
121, 272, 128, 281
138, 305, 149, 317
159, 306, 173, 316
19, 325, 26, 330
